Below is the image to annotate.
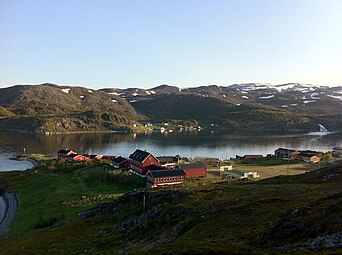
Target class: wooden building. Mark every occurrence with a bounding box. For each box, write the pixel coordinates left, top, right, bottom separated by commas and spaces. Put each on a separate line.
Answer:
275, 148, 296, 157
111, 156, 129, 169
57, 149, 77, 159
68, 154, 89, 161
156, 156, 180, 168
236, 155, 263, 163
146, 168, 186, 188
129, 149, 160, 176
176, 163, 207, 178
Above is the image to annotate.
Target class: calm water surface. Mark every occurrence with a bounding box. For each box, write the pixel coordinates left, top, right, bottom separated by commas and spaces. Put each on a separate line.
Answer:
0, 130, 341, 171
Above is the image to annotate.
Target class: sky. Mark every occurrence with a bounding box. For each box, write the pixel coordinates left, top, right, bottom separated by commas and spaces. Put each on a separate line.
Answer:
1, 0, 342, 89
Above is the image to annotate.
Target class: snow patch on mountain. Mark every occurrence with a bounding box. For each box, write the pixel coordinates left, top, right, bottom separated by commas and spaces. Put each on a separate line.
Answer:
259, 95, 275, 99
327, 95, 342, 101
61, 88, 70, 94
303, 100, 316, 104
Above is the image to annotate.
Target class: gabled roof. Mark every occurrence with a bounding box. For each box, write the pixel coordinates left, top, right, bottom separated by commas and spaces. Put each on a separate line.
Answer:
148, 169, 185, 178
157, 156, 178, 164
275, 148, 295, 152
67, 153, 79, 158
299, 152, 319, 158
58, 149, 73, 154
129, 149, 159, 163
177, 163, 207, 169
113, 156, 128, 164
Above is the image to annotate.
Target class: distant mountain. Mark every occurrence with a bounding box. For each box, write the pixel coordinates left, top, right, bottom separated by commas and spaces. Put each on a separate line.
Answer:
0, 84, 138, 134
0, 82, 341, 134
100, 83, 342, 131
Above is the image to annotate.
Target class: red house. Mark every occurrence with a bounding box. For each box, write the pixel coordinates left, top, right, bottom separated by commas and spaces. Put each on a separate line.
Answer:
129, 149, 160, 176
146, 168, 186, 188
176, 163, 207, 178
68, 154, 89, 161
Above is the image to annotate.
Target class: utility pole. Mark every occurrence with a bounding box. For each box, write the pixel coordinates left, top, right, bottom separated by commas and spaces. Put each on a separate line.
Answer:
287, 149, 290, 176
143, 194, 146, 214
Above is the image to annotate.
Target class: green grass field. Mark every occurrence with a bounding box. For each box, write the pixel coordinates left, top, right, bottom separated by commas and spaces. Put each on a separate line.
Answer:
0, 162, 145, 235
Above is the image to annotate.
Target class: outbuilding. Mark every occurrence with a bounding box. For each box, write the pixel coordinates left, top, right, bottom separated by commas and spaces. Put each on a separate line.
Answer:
112, 156, 129, 169
176, 163, 207, 178
146, 168, 186, 188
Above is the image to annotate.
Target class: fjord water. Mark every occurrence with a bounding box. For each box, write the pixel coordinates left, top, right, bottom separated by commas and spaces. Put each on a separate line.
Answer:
0, 130, 341, 171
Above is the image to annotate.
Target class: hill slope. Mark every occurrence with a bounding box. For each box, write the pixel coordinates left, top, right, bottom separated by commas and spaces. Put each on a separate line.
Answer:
0, 163, 341, 254
0, 84, 138, 134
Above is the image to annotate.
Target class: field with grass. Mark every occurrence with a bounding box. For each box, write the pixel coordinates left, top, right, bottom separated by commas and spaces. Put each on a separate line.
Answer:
0, 161, 145, 235
0, 159, 341, 254
232, 156, 332, 179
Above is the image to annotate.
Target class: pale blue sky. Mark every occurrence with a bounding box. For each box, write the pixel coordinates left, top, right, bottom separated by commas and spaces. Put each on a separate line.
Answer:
1, 0, 342, 89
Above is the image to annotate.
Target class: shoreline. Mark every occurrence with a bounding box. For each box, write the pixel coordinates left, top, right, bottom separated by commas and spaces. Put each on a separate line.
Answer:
0, 192, 19, 236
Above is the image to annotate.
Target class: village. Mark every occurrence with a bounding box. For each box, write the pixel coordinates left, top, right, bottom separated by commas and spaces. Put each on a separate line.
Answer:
57, 145, 342, 188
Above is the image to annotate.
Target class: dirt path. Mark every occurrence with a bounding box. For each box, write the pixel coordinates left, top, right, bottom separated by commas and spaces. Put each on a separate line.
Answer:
0, 192, 19, 236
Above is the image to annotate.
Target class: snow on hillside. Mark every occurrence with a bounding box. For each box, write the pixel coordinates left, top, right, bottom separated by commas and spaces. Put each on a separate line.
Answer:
259, 95, 275, 99
327, 95, 342, 101
303, 100, 316, 104
61, 88, 70, 94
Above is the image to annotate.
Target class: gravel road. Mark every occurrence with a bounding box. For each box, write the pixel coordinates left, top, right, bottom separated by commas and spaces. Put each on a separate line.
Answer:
0, 192, 18, 236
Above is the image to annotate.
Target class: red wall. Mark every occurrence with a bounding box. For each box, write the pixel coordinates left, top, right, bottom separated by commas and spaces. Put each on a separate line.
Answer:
130, 155, 160, 176
183, 168, 207, 178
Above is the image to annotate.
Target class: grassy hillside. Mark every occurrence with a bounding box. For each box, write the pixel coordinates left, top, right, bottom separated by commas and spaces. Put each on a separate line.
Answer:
0, 84, 139, 134
0, 162, 341, 254
0, 161, 145, 235
133, 94, 314, 130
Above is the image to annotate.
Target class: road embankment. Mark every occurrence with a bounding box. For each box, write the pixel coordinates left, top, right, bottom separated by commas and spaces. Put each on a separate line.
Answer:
0, 192, 19, 236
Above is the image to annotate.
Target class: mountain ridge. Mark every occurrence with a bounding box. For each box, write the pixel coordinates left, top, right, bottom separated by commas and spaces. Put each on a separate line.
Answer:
0, 82, 341, 134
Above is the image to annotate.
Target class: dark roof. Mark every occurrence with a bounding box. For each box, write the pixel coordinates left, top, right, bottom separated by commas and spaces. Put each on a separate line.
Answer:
178, 163, 207, 169
157, 156, 178, 163
299, 152, 319, 158
275, 148, 295, 152
148, 165, 167, 171
67, 153, 78, 158
113, 156, 128, 164
129, 149, 157, 163
244, 155, 263, 158
149, 169, 185, 178
58, 149, 73, 154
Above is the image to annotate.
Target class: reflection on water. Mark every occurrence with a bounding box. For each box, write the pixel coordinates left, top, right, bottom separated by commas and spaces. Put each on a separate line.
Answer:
0, 130, 341, 171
